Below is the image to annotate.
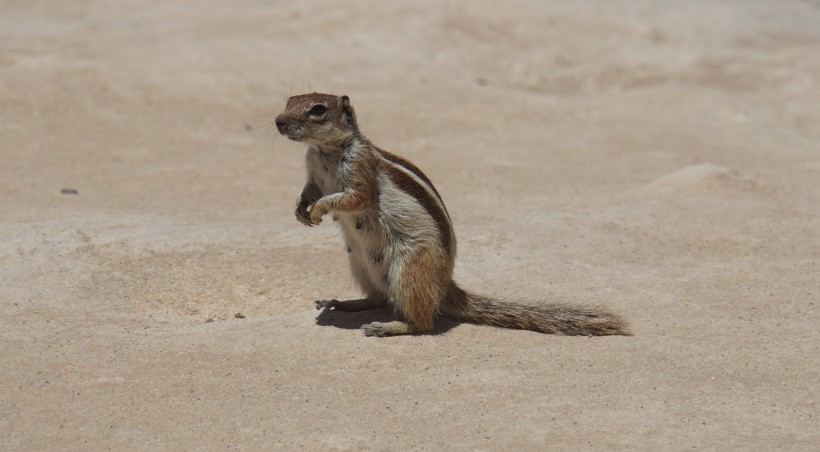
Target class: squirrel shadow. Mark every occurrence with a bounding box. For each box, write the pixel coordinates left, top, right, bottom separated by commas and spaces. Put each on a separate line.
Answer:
314, 301, 460, 335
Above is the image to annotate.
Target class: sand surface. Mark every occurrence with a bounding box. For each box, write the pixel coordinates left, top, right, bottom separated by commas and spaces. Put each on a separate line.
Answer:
2, 0, 819, 449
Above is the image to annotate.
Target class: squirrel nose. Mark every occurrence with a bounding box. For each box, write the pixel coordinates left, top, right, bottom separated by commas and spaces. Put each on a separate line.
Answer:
275, 116, 288, 133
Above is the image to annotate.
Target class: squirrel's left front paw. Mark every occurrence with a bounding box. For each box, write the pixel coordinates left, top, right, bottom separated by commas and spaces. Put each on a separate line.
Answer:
309, 202, 328, 225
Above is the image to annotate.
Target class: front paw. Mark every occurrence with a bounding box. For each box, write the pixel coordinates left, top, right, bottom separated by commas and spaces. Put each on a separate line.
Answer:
295, 203, 313, 227
309, 201, 328, 225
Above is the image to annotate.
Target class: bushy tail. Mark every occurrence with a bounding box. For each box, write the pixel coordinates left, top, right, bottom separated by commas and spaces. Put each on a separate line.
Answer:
442, 283, 631, 336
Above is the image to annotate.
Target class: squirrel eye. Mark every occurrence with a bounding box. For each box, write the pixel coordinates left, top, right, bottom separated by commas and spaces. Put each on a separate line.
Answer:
308, 104, 327, 116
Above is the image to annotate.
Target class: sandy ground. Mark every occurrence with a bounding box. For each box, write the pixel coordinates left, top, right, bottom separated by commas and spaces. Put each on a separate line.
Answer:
2, 0, 819, 449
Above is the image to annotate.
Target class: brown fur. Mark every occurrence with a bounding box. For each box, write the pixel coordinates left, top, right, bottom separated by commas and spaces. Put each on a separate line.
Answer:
443, 283, 630, 336
375, 147, 447, 208
276, 92, 631, 337
379, 159, 454, 255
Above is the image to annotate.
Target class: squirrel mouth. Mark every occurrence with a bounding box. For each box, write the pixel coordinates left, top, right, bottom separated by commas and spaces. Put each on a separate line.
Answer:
281, 129, 305, 142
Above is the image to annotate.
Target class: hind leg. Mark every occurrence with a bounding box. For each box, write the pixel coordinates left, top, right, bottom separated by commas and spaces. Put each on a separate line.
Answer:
315, 250, 387, 312
361, 320, 422, 337
315, 297, 385, 312
361, 249, 446, 337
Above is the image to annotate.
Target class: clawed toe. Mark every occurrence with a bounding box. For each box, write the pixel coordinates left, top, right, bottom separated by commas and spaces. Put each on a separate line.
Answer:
314, 299, 339, 310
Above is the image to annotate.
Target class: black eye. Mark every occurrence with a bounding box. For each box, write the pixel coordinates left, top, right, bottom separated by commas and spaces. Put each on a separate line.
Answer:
308, 104, 327, 116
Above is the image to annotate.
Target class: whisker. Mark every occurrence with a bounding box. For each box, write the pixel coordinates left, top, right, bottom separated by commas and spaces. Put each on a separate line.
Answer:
275, 74, 290, 101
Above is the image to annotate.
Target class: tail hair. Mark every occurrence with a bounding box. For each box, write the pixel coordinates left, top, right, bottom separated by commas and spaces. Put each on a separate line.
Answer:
443, 283, 631, 336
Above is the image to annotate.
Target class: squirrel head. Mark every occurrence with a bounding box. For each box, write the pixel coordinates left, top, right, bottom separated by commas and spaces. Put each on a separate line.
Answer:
275, 93, 358, 146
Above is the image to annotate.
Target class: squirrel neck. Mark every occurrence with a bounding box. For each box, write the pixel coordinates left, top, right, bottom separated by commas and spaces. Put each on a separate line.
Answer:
312, 132, 365, 158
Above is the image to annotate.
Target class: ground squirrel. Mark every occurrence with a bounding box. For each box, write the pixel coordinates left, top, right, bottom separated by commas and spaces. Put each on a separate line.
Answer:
275, 93, 630, 337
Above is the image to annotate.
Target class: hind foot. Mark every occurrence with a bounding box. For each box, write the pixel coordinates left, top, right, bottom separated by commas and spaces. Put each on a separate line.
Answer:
315, 297, 386, 312
361, 321, 426, 337
314, 299, 340, 310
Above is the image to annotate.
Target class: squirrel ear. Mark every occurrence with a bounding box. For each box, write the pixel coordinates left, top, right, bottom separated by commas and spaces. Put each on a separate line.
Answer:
339, 95, 356, 127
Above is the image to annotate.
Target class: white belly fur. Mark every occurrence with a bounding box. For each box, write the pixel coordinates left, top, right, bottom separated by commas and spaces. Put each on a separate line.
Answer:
336, 174, 440, 299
